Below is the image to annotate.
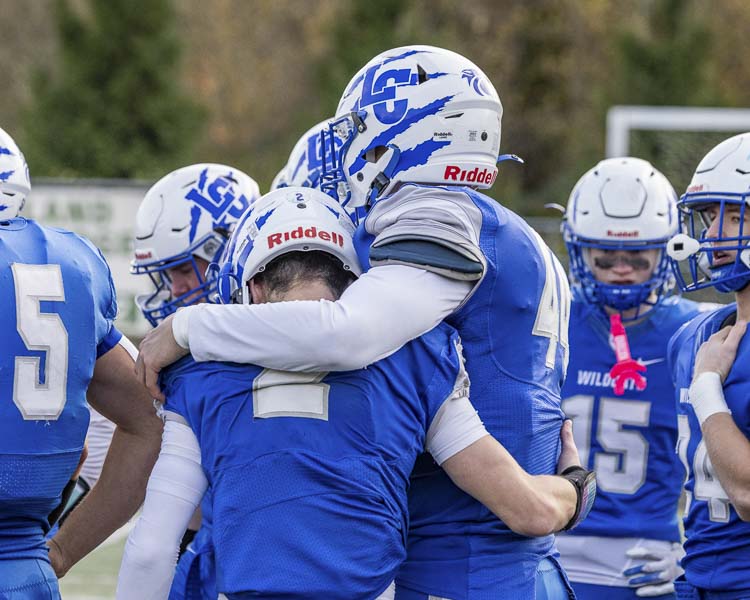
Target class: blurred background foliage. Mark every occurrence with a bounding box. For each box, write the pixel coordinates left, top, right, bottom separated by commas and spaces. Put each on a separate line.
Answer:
1, 0, 749, 214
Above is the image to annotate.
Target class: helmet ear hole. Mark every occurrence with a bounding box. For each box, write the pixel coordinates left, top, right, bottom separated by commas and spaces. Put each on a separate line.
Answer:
363, 146, 388, 164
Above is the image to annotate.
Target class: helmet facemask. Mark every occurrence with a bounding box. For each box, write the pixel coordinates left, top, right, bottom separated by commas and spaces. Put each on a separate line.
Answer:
132, 164, 260, 325
565, 231, 674, 320
670, 193, 750, 293
666, 133, 750, 294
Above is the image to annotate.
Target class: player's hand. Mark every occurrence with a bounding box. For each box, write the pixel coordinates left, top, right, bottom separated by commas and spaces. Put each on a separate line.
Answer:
47, 537, 69, 578
693, 321, 747, 384
623, 543, 684, 597
135, 314, 188, 401
556, 419, 581, 474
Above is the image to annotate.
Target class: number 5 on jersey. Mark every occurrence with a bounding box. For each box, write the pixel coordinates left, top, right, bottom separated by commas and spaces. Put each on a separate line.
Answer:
12, 263, 69, 420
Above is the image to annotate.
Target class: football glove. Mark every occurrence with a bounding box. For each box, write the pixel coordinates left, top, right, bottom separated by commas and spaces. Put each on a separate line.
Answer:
623, 542, 685, 597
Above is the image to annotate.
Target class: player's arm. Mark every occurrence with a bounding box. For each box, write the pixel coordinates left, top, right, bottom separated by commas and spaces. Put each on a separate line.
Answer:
689, 320, 750, 520
135, 189, 483, 398
49, 340, 163, 577
117, 418, 207, 600
440, 421, 590, 536
137, 265, 471, 399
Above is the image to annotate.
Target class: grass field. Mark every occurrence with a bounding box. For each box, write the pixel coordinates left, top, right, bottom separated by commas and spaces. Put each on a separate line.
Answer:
58, 522, 131, 600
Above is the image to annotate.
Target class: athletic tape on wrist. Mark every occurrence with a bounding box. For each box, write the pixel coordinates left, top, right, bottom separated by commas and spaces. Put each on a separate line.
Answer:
689, 371, 730, 427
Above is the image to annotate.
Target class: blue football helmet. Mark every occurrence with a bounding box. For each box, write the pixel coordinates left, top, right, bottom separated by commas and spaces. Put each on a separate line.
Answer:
667, 133, 750, 294
564, 157, 678, 318
131, 163, 260, 326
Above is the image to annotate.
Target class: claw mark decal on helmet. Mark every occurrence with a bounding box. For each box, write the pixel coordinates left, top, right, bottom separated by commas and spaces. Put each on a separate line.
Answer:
254, 207, 276, 231
188, 205, 202, 244
348, 95, 454, 178
461, 69, 492, 97
0, 147, 14, 156
393, 139, 451, 178
0, 170, 15, 182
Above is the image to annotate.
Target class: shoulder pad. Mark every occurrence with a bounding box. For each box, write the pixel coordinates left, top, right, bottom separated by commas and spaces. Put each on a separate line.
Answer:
370, 239, 483, 281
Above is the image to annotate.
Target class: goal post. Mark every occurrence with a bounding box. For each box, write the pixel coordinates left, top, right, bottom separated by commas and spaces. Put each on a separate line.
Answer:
605, 105, 750, 192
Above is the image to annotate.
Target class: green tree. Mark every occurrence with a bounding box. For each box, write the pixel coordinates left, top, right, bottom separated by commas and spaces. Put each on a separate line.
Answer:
612, 0, 729, 190
615, 0, 719, 106
23, 0, 204, 178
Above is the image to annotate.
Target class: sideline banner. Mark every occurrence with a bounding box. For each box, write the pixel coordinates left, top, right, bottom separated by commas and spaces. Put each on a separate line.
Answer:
24, 180, 152, 339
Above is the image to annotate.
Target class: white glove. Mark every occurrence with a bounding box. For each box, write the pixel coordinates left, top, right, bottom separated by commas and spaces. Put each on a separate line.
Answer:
623, 543, 685, 597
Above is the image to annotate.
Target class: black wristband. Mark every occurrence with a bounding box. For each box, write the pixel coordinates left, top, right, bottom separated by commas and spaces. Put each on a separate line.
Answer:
48, 476, 91, 528
560, 465, 597, 531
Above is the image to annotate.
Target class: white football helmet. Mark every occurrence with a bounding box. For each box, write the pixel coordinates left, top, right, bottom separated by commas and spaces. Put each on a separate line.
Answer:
270, 167, 289, 191
132, 163, 261, 325
217, 186, 360, 305
0, 127, 31, 220
667, 132, 750, 293
326, 45, 507, 210
564, 157, 678, 314
285, 120, 340, 188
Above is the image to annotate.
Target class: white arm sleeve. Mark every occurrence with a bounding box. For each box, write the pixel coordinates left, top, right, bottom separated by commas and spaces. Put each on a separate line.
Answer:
116, 419, 207, 600
81, 407, 115, 487
82, 336, 137, 486
425, 345, 488, 465
180, 264, 471, 371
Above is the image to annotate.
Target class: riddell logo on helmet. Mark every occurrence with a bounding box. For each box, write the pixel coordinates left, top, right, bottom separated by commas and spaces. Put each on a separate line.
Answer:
134, 250, 153, 260
606, 230, 640, 238
443, 165, 497, 185
686, 184, 704, 193
267, 227, 345, 249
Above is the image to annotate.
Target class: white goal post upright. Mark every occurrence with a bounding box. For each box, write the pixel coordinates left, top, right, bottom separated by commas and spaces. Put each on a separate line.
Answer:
606, 105, 750, 158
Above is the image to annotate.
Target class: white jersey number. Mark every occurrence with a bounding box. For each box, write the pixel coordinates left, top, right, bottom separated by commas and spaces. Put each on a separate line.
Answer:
12, 263, 69, 420
530, 230, 571, 372
563, 394, 651, 494
677, 411, 730, 522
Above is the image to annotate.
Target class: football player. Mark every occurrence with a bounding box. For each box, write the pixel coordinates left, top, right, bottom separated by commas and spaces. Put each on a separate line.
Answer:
665, 132, 750, 599
135, 45, 575, 599
118, 187, 592, 599
270, 119, 341, 191
557, 158, 709, 599
0, 126, 122, 531
130, 163, 260, 600
0, 126, 162, 596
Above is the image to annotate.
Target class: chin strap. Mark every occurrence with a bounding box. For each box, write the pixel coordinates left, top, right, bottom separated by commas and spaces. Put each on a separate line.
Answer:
609, 314, 647, 395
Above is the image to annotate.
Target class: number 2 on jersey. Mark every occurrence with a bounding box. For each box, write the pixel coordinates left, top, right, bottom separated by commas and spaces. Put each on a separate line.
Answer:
11, 263, 69, 420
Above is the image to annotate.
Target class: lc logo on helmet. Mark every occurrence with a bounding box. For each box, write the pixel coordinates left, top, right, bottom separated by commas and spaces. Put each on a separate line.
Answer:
184, 170, 252, 230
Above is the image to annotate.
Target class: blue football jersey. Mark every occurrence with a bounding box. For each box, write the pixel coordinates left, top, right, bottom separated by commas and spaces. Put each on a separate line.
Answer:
355, 185, 571, 600
162, 323, 464, 598
561, 295, 704, 542
669, 303, 750, 592
0, 218, 120, 560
